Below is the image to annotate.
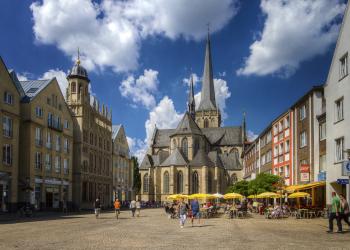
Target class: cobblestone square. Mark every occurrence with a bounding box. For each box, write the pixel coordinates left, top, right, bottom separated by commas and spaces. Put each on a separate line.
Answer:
0, 209, 349, 250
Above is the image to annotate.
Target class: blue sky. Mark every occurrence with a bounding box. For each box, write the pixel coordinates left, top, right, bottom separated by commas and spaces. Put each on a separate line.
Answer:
0, 0, 347, 158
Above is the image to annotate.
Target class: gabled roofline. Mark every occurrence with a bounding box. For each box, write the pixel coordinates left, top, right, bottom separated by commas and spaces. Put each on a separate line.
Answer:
325, 2, 349, 86
0, 56, 24, 96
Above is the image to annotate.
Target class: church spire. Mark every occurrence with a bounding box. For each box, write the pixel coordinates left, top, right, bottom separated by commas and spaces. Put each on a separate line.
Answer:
188, 74, 196, 119
197, 26, 217, 111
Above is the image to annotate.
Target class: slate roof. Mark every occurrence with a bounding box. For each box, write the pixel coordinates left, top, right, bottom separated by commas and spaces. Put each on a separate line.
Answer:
189, 149, 215, 167
153, 129, 175, 147
152, 151, 169, 166
219, 152, 243, 170
140, 154, 154, 169
172, 112, 203, 136
112, 125, 122, 140
8, 70, 25, 96
208, 151, 223, 168
152, 126, 243, 148
202, 126, 242, 146
160, 148, 188, 166
197, 32, 217, 111
19, 79, 52, 103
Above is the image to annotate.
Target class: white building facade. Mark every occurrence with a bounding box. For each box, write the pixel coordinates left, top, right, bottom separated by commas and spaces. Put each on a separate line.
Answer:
325, 3, 350, 205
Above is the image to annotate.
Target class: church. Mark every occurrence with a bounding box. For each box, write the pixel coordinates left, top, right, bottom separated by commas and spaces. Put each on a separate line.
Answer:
140, 33, 246, 202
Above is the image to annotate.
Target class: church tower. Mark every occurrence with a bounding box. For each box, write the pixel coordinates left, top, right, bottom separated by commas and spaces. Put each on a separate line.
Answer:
195, 31, 221, 128
66, 50, 90, 107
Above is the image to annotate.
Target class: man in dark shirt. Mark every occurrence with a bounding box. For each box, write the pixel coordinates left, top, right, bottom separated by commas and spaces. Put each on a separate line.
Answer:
191, 198, 201, 227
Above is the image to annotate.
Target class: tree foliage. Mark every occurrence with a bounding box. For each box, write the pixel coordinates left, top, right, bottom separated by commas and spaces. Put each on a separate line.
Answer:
227, 180, 249, 196
132, 156, 141, 194
226, 173, 281, 196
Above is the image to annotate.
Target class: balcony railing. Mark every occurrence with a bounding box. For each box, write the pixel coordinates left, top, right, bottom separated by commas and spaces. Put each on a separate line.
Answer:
3, 129, 12, 138
35, 163, 42, 170
35, 139, 43, 146
48, 120, 63, 132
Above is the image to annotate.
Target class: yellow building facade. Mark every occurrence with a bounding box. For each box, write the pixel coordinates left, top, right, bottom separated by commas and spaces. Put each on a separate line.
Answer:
0, 58, 21, 212
112, 125, 134, 202
66, 59, 113, 209
18, 77, 74, 210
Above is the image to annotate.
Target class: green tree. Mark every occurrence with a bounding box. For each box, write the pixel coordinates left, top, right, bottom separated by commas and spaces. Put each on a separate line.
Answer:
248, 173, 281, 195
227, 180, 249, 196
132, 156, 141, 194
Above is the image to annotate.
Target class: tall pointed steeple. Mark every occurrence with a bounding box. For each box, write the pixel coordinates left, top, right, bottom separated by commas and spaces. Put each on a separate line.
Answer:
188, 74, 196, 119
242, 111, 247, 143
197, 27, 216, 111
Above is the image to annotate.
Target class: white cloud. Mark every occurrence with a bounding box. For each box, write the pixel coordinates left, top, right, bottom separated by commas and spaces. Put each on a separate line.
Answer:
127, 136, 148, 161
237, 0, 345, 77
31, 0, 239, 72
247, 130, 258, 142
130, 96, 183, 161
145, 96, 183, 144
195, 78, 231, 120
182, 73, 201, 87
31, 0, 140, 72
119, 69, 159, 109
40, 69, 68, 97
16, 73, 29, 81
122, 0, 239, 41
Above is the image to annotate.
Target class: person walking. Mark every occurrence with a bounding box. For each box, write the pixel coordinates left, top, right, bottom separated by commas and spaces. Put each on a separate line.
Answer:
114, 199, 121, 219
190, 198, 201, 227
178, 198, 189, 229
94, 198, 101, 219
130, 199, 136, 217
339, 194, 350, 228
327, 192, 342, 233
136, 199, 141, 217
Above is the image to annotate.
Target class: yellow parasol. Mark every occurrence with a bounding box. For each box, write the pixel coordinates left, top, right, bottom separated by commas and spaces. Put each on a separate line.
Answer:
223, 193, 244, 199
288, 192, 310, 199
256, 192, 282, 199
166, 194, 188, 200
188, 193, 215, 200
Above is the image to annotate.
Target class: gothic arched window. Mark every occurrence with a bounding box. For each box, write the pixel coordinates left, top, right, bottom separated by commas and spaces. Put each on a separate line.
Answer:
163, 171, 170, 194
181, 138, 188, 158
143, 174, 149, 193
176, 171, 183, 193
192, 171, 199, 194
204, 119, 209, 128
208, 171, 213, 193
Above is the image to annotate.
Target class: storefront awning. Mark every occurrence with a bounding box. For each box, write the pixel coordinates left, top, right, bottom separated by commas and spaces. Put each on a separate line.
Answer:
285, 181, 326, 193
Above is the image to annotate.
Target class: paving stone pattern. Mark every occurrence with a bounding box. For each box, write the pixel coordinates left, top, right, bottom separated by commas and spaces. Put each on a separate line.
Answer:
0, 209, 349, 250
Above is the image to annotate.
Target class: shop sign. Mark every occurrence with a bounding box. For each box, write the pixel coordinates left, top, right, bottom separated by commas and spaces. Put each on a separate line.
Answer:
337, 179, 349, 185
45, 178, 62, 185
300, 164, 310, 173
35, 178, 43, 184
342, 161, 350, 176
317, 171, 326, 181
300, 173, 310, 182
